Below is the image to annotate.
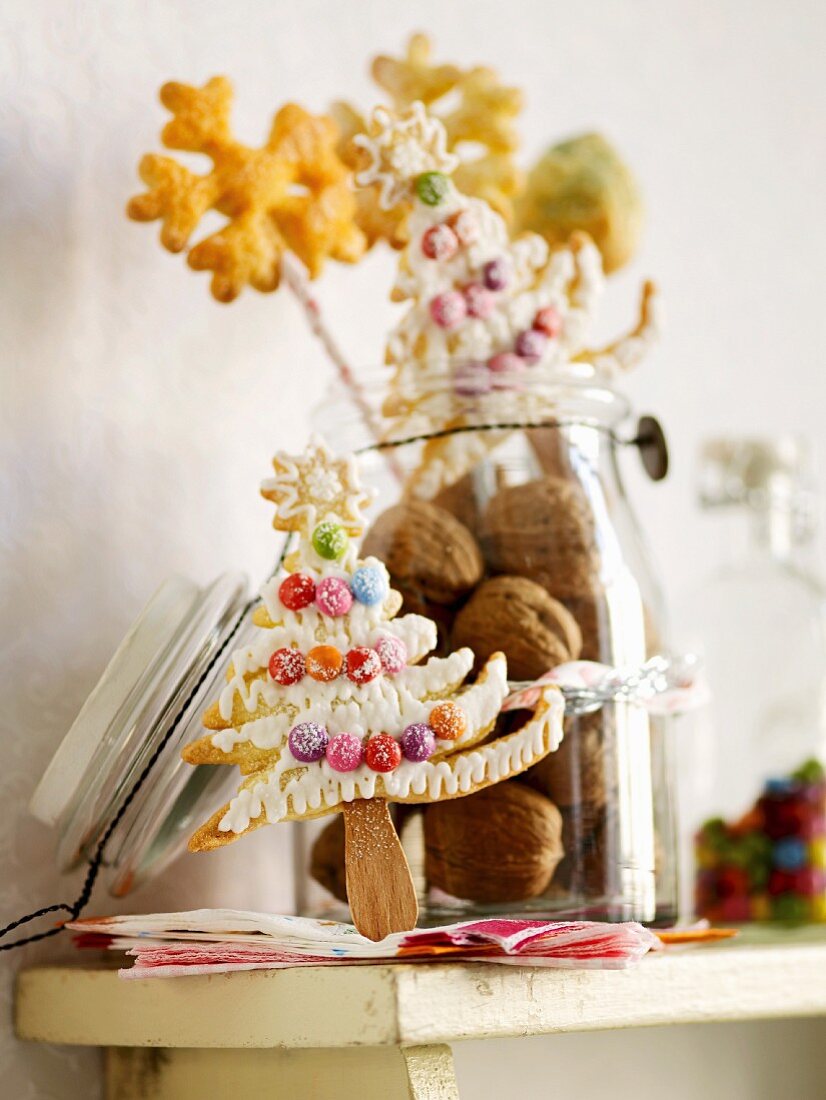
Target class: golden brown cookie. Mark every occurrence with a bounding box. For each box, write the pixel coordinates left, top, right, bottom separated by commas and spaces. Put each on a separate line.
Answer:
128, 78, 365, 301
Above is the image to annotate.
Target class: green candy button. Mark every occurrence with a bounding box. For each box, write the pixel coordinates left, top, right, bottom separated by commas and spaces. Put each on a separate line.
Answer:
415, 171, 450, 206
312, 521, 348, 561
770, 893, 810, 923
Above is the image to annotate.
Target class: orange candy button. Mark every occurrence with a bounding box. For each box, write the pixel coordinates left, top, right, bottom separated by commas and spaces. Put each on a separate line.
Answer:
429, 701, 467, 741
306, 645, 343, 683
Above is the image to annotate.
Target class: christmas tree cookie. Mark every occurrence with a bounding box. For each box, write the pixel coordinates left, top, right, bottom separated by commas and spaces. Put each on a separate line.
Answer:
353, 102, 659, 497
183, 439, 564, 939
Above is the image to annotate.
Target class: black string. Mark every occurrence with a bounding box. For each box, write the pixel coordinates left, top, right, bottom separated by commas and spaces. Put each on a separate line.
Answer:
354, 417, 626, 455
1, 422, 638, 953
0, 593, 257, 952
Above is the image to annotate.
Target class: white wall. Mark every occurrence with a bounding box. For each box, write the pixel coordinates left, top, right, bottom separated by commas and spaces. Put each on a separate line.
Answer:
2, 1, 825, 1096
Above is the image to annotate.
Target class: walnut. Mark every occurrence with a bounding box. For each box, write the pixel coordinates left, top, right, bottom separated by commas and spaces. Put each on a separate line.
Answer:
521, 710, 606, 809
452, 574, 581, 680
432, 473, 482, 532
552, 802, 611, 894
424, 783, 564, 902
361, 499, 484, 605
482, 476, 600, 598
392, 585, 457, 658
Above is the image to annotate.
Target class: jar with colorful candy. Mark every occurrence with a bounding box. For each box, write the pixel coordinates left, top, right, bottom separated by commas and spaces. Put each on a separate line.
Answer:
682, 438, 826, 924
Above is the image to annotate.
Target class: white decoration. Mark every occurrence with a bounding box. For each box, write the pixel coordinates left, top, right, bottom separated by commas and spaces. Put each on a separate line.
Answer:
354, 102, 460, 209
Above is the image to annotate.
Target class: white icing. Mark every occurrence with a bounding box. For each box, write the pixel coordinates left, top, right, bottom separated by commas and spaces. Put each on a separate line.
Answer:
212, 647, 476, 754
353, 102, 460, 210
218, 679, 565, 832
380, 199, 612, 461
216, 557, 437, 722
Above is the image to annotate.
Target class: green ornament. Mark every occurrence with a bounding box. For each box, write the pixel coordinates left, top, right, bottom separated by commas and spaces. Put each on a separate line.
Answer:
312, 521, 348, 561
415, 171, 450, 207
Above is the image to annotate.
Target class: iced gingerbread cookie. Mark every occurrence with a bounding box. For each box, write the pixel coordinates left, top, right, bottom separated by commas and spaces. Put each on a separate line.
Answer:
183, 439, 564, 940
353, 102, 659, 498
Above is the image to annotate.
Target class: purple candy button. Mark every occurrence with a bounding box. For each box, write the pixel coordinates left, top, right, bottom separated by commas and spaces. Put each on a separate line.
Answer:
401, 723, 437, 762
515, 328, 548, 363
482, 257, 511, 291
289, 722, 329, 762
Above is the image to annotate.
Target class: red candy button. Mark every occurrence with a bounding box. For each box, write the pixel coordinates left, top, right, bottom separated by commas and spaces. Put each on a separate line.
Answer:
345, 647, 382, 685
279, 573, 316, 611
364, 733, 402, 773
268, 647, 306, 685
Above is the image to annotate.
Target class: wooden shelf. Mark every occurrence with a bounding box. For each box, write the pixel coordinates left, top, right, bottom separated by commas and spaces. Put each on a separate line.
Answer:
16, 933, 826, 1051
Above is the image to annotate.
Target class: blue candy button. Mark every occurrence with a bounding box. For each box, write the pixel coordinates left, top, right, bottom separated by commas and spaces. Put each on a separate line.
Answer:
773, 836, 807, 871
351, 565, 389, 606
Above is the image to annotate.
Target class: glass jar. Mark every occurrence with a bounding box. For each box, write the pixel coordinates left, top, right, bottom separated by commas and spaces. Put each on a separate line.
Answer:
680, 437, 826, 923
306, 369, 680, 925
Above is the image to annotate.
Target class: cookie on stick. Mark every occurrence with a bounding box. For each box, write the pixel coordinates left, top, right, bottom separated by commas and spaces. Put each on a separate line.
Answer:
127, 76, 398, 468
182, 439, 564, 940
128, 77, 365, 301
353, 102, 660, 498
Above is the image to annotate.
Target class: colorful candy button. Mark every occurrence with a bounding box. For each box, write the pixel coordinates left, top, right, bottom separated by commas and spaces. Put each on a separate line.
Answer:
312, 522, 348, 561
345, 647, 382, 685
487, 352, 525, 389
463, 283, 496, 320
447, 209, 479, 245
773, 836, 807, 871
771, 893, 810, 922
278, 572, 316, 611
533, 305, 562, 338
421, 224, 459, 261
289, 722, 329, 763
364, 733, 402, 773
306, 645, 343, 682
401, 723, 436, 762
515, 328, 547, 363
482, 257, 510, 291
429, 701, 467, 741
326, 732, 364, 773
268, 647, 306, 686
415, 171, 450, 206
430, 290, 467, 329
315, 576, 353, 617
351, 566, 388, 606
374, 634, 407, 675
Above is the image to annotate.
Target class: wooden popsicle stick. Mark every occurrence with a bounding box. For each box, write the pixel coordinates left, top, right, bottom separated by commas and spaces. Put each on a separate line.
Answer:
343, 798, 419, 942
525, 426, 570, 478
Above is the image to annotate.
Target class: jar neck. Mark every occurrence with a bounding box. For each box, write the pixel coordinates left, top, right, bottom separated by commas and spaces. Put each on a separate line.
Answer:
315, 373, 634, 456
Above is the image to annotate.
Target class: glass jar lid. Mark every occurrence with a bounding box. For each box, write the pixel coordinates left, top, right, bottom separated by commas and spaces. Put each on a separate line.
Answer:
30, 571, 252, 894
